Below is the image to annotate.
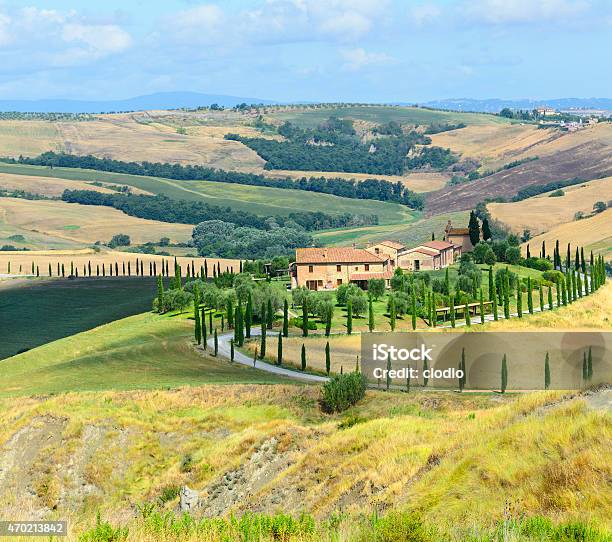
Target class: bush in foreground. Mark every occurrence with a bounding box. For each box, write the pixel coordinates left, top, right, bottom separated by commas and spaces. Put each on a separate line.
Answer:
320, 372, 367, 413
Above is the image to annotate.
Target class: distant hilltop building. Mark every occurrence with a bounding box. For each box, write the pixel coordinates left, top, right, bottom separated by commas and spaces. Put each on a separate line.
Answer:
536, 107, 557, 116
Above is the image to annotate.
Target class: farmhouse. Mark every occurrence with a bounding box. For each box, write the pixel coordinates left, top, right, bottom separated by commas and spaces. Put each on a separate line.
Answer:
290, 247, 392, 290
397, 240, 459, 271
444, 220, 476, 253
365, 240, 406, 267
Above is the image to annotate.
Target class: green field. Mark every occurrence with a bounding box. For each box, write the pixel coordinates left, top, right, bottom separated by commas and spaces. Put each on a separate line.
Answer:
315, 210, 469, 246
268, 105, 513, 128
0, 162, 413, 224
0, 277, 161, 360
0, 308, 286, 397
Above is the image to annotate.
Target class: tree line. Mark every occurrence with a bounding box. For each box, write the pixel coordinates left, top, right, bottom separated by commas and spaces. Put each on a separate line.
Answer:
61, 189, 376, 232
6, 152, 424, 209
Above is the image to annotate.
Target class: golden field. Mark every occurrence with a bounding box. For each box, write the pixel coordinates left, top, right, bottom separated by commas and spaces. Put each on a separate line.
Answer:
0, 248, 241, 277
0, 172, 119, 197
489, 177, 612, 235
522, 208, 612, 261
0, 198, 195, 246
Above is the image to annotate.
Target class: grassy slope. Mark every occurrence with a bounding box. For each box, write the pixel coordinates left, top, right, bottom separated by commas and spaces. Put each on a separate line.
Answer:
267, 105, 512, 128
0, 310, 286, 397
0, 162, 412, 224
0, 386, 609, 536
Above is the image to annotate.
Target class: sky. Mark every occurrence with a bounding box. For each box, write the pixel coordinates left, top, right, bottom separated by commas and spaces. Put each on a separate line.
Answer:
0, 0, 610, 102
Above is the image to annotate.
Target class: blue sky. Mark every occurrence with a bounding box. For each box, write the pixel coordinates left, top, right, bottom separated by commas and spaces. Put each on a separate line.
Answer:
0, 0, 609, 102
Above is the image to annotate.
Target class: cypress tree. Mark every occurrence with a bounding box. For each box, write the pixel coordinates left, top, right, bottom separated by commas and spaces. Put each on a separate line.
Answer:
36, 266, 39, 277
230, 339, 235, 362
346, 299, 352, 335
501, 354, 508, 394
444, 267, 450, 296
128, 261, 131, 276
221, 314, 225, 332
227, 297, 234, 329
430, 291, 436, 327
57, 262, 60, 276
277, 332, 283, 366
503, 273, 510, 319
580, 247, 586, 273
304, 343, 309, 372
325, 305, 333, 337
267, 298, 273, 330
516, 284, 523, 318
542, 240, 546, 259
479, 288, 485, 324
548, 286, 553, 311
204, 259, 208, 278
157, 275, 165, 313
88, 261, 92, 276
411, 285, 417, 330
102, 263, 106, 277
488, 266, 494, 301
527, 277, 533, 314
556, 278, 561, 307
214, 329, 218, 356
302, 296, 309, 337
574, 247, 580, 270
544, 352, 551, 390
368, 296, 375, 332
123, 261, 126, 276
389, 295, 396, 331
96, 264, 99, 277
237, 301, 244, 346
149, 262, 152, 276
233, 306, 239, 345
526, 244, 531, 259
423, 359, 429, 387
539, 283, 544, 312
582, 351, 588, 383
587, 346, 593, 381
482, 217, 492, 241
194, 290, 201, 344
202, 308, 207, 348
561, 277, 568, 306
48, 263, 52, 277
468, 211, 480, 247
576, 272, 582, 298
245, 292, 253, 338
491, 273, 498, 321
406, 365, 411, 393
209, 310, 213, 335
386, 356, 392, 391
70, 261, 74, 275
324, 341, 330, 375
566, 243, 570, 270
61, 263, 65, 277
450, 294, 455, 328
283, 299, 289, 337
115, 262, 119, 276
464, 300, 471, 326
259, 304, 266, 358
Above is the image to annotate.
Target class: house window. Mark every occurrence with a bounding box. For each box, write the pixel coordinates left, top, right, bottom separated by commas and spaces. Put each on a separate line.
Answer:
365, 264, 370, 271
308, 265, 313, 273
336, 265, 341, 272
337, 278, 342, 286
375, 248, 380, 254
414, 260, 420, 271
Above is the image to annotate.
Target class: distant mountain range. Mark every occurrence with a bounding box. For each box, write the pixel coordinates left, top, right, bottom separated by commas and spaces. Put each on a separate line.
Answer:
420, 98, 612, 113
0, 92, 276, 113
1, 92, 611, 114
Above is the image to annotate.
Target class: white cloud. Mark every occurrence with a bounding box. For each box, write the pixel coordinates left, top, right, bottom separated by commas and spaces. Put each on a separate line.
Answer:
464, 0, 590, 24
62, 24, 132, 55
340, 47, 394, 70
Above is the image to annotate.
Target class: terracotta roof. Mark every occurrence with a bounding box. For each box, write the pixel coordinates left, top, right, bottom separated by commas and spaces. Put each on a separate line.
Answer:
447, 228, 469, 235
295, 247, 385, 264
421, 240, 454, 250
349, 270, 394, 281
403, 247, 440, 256
378, 240, 406, 250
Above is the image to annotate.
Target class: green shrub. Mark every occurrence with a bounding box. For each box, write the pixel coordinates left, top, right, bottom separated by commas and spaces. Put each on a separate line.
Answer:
543, 270, 564, 283
158, 485, 180, 505
290, 317, 317, 330
337, 414, 366, 430
321, 372, 367, 413
79, 513, 128, 542
549, 189, 565, 197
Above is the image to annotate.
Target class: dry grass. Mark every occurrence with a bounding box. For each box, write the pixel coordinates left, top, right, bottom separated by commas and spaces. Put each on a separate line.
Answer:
0, 248, 240, 277
521, 208, 612, 261
0, 198, 195, 246
0, 120, 62, 156
0, 172, 119, 197
489, 177, 612, 235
